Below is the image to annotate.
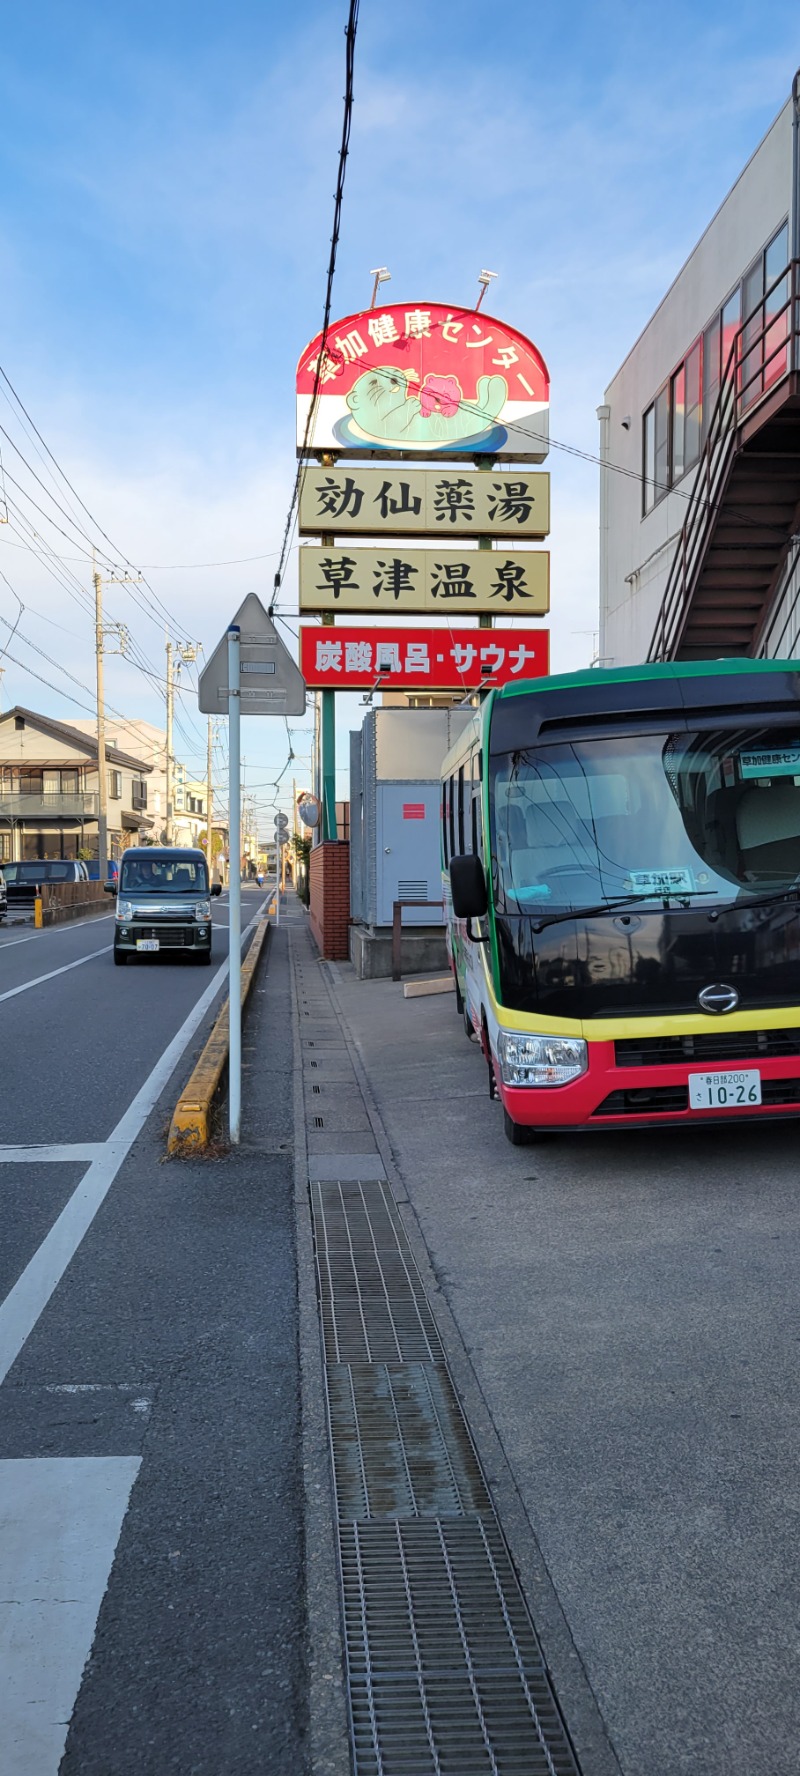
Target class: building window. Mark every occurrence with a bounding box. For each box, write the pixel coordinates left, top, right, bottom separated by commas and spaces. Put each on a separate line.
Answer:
642, 404, 656, 514
684, 338, 702, 471
642, 219, 789, 511
108, 769, 122, 800
670, 366, 685, 484
131, 779, 147, 811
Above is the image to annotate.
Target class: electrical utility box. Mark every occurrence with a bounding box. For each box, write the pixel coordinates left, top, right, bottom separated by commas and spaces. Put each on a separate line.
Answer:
350, 707, 473, 929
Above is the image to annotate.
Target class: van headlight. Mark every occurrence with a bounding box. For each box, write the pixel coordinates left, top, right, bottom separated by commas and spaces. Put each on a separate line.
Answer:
496, 1030, 587, 1087
194, 899, 211, 921
116, 899, 134, 921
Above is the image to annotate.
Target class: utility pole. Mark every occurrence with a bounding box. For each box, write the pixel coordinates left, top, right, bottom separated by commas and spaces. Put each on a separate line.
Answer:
165, 637, 198, 846
206, 717, 214, 881
165, 636, 174, 844
93, 560, 134, 878
94, 562, 109, 880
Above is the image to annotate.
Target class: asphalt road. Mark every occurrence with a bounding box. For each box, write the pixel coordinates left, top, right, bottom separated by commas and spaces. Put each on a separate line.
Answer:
329, 962, 800, 1776
0, 891, 309, 1776
0, 900, 231, 1146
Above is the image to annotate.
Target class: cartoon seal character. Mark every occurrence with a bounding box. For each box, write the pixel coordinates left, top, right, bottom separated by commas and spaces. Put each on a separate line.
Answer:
345, 365, 507, 446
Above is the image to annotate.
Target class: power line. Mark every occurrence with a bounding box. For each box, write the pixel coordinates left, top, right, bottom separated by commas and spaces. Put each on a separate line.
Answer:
271, 0, 360, 613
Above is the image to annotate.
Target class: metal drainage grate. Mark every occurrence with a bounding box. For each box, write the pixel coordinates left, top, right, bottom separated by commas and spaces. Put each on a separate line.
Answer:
312, 1180, 409, 1258
314, 1116, 325, 1128
328, 1363, 491, 1520
341, 1517, 579, 1775
319, 1278, 443, 1366
312, 1183, 444, 1364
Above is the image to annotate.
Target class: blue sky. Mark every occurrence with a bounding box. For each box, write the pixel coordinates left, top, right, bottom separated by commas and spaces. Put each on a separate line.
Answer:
0, 0, 798, 819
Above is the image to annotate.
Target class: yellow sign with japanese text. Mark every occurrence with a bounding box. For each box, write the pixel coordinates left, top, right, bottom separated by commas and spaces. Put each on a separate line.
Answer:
299, 548, 550, 616
298, 468, 550, 539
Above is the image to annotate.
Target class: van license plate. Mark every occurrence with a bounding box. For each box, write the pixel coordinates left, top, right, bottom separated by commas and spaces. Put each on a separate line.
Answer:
688, 1069, 761, 1109
136, 939, 160, 952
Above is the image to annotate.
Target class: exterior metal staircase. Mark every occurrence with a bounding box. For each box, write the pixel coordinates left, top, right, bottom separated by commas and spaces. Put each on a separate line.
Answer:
648, 257, 800, 661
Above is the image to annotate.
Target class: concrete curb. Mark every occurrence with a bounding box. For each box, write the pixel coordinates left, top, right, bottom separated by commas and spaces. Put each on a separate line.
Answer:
288, 921, 352, 1776
167, 919, 270, 1154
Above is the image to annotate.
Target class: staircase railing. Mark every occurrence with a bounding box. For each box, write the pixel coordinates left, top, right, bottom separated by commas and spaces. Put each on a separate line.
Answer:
647, 256, 799, 662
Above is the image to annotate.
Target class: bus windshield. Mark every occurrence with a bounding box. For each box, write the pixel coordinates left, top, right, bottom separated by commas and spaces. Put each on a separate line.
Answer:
491, 725, 800, 913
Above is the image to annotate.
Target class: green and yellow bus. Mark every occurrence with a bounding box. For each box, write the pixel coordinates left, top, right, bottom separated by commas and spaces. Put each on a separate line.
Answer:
441, 658, 800, 1143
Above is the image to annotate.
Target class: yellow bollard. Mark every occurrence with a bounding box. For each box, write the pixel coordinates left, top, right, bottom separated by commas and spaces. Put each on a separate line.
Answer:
34, 896, 43, 929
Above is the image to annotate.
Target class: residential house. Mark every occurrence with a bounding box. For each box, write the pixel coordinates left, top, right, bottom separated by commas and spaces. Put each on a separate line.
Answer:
0, 707, 152, 864
72, 718, 210, 848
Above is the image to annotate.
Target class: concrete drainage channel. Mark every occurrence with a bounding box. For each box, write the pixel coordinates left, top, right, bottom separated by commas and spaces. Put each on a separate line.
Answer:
293, 932, 581, 1776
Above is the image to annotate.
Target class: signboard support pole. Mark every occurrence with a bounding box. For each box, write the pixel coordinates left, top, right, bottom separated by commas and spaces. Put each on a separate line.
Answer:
321, 688, 337, 841
227, 625, 242, 1146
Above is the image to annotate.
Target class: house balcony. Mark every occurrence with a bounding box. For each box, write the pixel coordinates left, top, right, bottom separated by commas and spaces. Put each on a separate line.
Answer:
0, 791, 99, 819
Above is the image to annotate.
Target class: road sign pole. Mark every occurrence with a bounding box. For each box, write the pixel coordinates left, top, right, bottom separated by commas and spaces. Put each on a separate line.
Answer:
227, 626, 242, 1146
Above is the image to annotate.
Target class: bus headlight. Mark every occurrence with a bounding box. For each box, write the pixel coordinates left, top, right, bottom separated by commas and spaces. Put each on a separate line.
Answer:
497, 1030, 587, 1087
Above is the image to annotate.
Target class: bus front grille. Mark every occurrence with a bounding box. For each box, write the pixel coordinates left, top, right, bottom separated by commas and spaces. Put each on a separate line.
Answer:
615, 1029, 800, 1067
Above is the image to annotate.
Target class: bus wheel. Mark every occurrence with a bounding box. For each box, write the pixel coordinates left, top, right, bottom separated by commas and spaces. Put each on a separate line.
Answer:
504, 1108, 535, 1146
454, 976, 464, 1016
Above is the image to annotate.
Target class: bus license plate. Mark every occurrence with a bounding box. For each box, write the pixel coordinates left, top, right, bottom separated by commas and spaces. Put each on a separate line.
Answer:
688, 1069, 761, 1110
136, 939, 160, 952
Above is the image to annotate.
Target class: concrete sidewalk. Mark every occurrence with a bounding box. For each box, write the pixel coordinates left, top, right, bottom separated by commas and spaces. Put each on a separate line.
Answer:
320, 955, 800, 1776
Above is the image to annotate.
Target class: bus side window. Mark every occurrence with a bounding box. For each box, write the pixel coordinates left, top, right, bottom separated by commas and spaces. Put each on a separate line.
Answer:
442, 780, 449, 866
449, 774, 456, 861
469, 751, 482, 857
457, 766, 465, 855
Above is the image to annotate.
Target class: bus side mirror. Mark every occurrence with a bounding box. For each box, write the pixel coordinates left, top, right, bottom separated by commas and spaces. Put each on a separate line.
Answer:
449, 853, 488, 921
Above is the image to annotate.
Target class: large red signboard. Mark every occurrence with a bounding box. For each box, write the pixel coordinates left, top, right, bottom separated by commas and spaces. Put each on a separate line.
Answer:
300, 625, 549, 691
296, 302, 550, 461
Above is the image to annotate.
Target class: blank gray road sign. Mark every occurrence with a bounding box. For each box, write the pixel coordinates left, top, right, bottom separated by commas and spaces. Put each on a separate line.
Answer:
199, 593, 306, 716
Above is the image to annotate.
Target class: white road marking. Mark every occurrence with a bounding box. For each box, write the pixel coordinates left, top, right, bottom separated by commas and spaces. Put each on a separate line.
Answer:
0, 945, 111, 1005
0, 915, 115, 951
0, 1455, 141, 1776
0, 1144, 108, 1164
0, 899, 268, 1388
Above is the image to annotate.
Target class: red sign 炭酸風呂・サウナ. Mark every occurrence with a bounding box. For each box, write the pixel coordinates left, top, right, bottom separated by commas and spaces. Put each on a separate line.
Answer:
300, 626, 549, 690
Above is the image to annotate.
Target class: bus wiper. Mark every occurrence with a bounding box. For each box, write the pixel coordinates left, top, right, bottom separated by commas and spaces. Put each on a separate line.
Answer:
709, 885, 800, 918
529, 890, 715, 932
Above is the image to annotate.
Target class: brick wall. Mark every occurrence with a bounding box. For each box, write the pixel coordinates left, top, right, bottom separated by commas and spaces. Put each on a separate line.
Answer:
309, 840, 350, 960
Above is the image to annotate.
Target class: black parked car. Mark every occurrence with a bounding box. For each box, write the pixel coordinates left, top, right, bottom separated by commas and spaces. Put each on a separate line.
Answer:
3, 860, 89, 905
0, 866, 6, 923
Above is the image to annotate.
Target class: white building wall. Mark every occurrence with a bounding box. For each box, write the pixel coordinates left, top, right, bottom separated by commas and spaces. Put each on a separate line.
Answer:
600, 93, 795, 666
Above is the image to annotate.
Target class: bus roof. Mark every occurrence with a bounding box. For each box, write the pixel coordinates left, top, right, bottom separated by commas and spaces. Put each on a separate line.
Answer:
497, 657, 800, 700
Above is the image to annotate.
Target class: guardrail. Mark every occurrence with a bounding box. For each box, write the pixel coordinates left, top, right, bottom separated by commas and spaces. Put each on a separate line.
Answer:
391, 898, 444, 982
168, 918, 269, 1153
34, 882, 110, 926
